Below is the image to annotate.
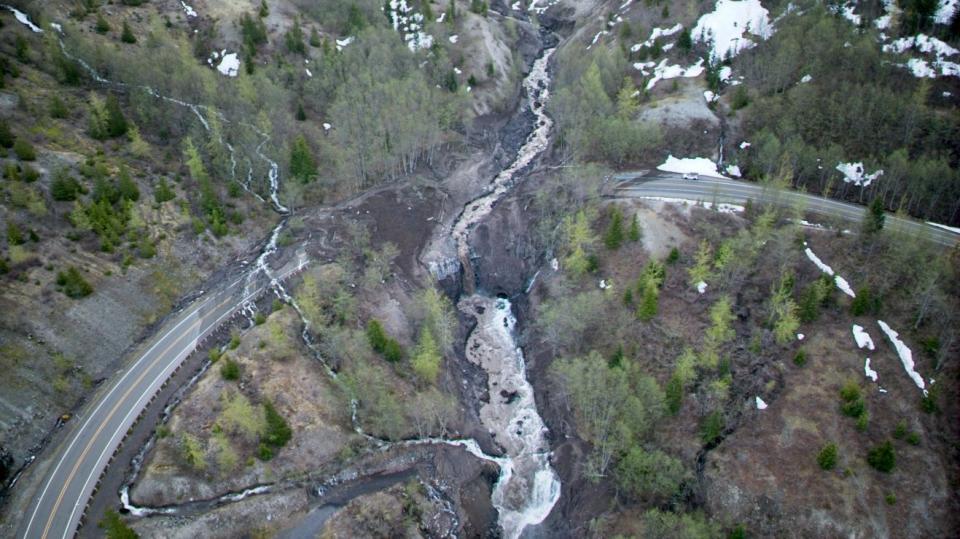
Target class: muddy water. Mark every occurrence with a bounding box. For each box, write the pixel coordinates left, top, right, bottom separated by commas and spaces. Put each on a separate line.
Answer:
451, 46, 560, 539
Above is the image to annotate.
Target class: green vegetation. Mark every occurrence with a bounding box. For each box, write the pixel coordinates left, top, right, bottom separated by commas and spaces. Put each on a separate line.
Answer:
13, 139, 35, 161
604, 206, 624, 249
99, 509, 138, 539
866, 440, 896, 473
121, 21, 136, 44
367, 319, 404, 362
551, 352, 665, 478
258, 400, 292, 460
56, 267, 94, 298
616, 447, 687, 501
220, 357, 241, 381
817, 442, 838, 470
411, 326, 441, 385
700, 410, 725, 445
839, 380, 866, 419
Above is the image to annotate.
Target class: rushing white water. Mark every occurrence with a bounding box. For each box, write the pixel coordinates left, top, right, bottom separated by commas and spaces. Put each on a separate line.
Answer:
460, 297, 560, 538
452, 48, 555, 292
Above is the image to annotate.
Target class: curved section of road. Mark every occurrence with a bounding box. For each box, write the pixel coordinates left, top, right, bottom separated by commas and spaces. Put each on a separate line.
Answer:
18, 256, 305, 539
611, 172, 959, 247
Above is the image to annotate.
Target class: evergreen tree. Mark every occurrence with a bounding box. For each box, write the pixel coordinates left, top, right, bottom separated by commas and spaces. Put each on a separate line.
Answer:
863, 197, 886, 234
604, 206, 624, 249
637, 281, 659, 321
95, 13, 110, 34
121, 21, 136, 44
105, 95, 128, 138
628, 214, 641, 242
412, 326, 442, 385
677, 27, 693, 54
289, 134, 317, 183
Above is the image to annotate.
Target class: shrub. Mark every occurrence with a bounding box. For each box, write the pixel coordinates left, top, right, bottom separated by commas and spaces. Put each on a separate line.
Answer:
220, 357, 240, 380
367, 319, 388, 352
866, 441, 895, 472
666, 247, 680, 264
121, 21, 136, 43
262, 401, 292, 448
0, 119, 13, 147
383, 339, 404, 362
665, 375, 683, 414
893, 421, 907, 439
604, 206, 624, 249
98, 509, 138, 539
13, 139, 36, 161
793, 349, 807, 367
95, 13, 110, 34
254, 312, 266, 325
906, 432, 920, 446
885, 493, 896, 505
616, 447, 687, 500
839, 381, 866, 418
730, 85, 750, 110
51, 171, 82, 201
817, 442, 838, 470
7, 222, 25, 245
229, 333, 241, 349
56, 267, 94, 298
701, 410, 724, 445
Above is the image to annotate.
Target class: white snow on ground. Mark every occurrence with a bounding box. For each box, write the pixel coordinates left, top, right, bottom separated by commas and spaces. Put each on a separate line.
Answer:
599, 279, 609, 290
906, 57, 939, 77
875, 0, 899, 30
884, 34, 959, 58
216, 52, 239, 77
305, 68, 313, 77
641, 198, 744, 213
797, 333, 805, 340
449, 34, 459, 44
739, 141, 751, 149
804, 246, 856, 297
386, 0, 433, 52
719, 66, 733, 81
633, 61, 656, 74
838, 2, 860, 25
657, 155, 725, 178
877, 320, 927, 394
704, 90, 718, 103
755, 396, 768, 410
3, 5, 43, 32
927, 222, 960, 234
697, 281, 708, 294
528, 0, 560, 14
834, 276, 856, 298
935, 0, 958, 24
550, 258, 559, 271
800, 74, 813, 83
725, 164, 742, 177
693, 0, 773, 61
50, 22, 62, 33
864, 358, 878, 382
336, 36, 354, 51
836, 162, 883, 187
587, 30, 609, 49
853, 324, 875, 350
631, 23, 684, 51
646, 59, 705, 90
323, 123, 332, 131
180, 1, 197, 18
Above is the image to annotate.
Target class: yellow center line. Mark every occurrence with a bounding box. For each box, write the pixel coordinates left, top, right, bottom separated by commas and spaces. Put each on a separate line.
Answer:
39, 294, 234, 538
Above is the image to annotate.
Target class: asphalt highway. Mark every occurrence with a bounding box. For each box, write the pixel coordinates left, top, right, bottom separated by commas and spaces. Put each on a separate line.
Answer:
18, 255, 306, 539
611, 172, 959, 247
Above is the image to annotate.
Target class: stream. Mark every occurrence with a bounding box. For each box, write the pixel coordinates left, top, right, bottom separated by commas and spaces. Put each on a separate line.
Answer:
8, 7, 562, 537
450, 48, 561, 539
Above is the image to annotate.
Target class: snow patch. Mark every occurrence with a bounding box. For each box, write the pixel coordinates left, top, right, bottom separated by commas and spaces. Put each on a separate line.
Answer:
697, 281, 708, 294
693, 0, 773, 61
657, 155, 726, 178
305, 68, 313, 77
837, 3, 861, 26
926, 221, 960, 234
739, 141, 751, 149
645, 58, 705, 90
449, 34, 459, 44
852, 324, 875, 350
755, 396, 768, 410
877, 320, 927, 394
631, 23, 684, 51
725, 164, 742, 177
216, 51, 240, 77
935, 0, 958, 24
336, 36, 354, 51
180, 1, 197, 18
804, 247, 856, 297
797, 333, 804, 341
836, 162, 883, 187
884, 34, 958, 59
704, 90, 718, 103
3, 5, 43, 32
322, 123, 332, 131
864, 358, 878, 382
719, 66, 733, 81
800, 74, 813, 83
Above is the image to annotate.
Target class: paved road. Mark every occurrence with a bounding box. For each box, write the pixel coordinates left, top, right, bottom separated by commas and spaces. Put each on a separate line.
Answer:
18, 254, 306, 539
611, 172, 960, 247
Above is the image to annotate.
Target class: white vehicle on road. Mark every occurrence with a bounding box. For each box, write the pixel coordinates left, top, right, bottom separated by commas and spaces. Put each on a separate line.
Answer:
682, 172, 700, 180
